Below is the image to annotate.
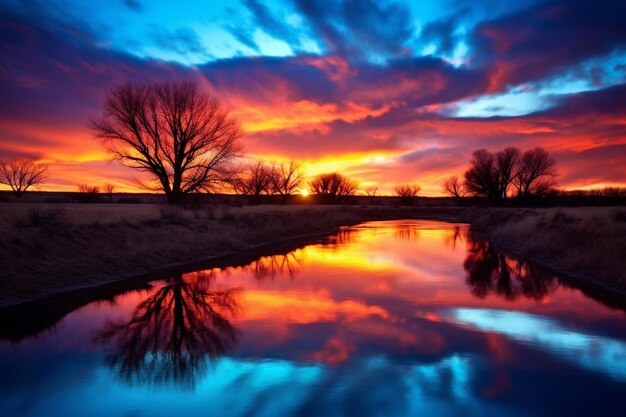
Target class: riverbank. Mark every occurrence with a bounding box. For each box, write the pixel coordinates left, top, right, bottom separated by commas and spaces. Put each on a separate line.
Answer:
468, 207, 626, 294
1, 203, 624, 308
0, 203, 466, 307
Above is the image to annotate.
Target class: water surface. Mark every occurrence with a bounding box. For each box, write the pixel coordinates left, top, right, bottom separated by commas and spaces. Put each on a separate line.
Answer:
1, 220, 625, 416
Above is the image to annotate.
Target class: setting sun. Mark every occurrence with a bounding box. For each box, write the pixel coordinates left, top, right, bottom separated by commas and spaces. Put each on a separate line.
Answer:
300, 189, 309, 197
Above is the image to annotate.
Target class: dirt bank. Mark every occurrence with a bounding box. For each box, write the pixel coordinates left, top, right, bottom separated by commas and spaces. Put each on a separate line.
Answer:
467, 207, 626, 294
0, 204, 467, 307
2, 203, 624, 308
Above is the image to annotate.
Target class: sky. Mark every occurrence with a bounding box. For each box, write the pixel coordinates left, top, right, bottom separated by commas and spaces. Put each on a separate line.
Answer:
1, 0, 626, 195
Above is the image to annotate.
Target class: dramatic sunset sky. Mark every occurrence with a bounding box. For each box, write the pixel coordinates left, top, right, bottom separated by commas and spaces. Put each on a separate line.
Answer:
1, 0, 626, 195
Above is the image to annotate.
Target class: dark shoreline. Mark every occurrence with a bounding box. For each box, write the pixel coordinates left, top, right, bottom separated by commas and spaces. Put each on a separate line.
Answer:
1, 204, 625, 311
2, 211, 626, 344
0, 205, 467, 308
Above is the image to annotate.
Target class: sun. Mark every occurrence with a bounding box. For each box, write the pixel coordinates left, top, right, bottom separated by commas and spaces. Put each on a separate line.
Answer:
300, 189, 309, 197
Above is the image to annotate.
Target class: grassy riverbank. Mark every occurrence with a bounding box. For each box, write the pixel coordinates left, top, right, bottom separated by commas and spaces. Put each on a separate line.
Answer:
469, 207, 626, 293
0, 203, 465, 307
1, 203, 624, 307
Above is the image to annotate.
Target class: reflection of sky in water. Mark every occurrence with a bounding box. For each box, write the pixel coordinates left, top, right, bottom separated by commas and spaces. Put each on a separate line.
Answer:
1, 355, 523, 417
1, 220, 625, 417
451, 308, 626, 381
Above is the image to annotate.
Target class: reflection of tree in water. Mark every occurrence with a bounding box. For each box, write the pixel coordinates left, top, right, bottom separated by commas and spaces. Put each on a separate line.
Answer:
444, 225, 465, 249
394, 224, 421, 241
325, 227, 356, 249
208, 250, 304, 280
97, 271, 240, 389
464, 239, 557, 301
248, 252, 302, 280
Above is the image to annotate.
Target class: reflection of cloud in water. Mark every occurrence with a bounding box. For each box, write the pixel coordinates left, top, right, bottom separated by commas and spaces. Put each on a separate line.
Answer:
4, 355, 494, 417
188, 356, 482, 417
450, 308, 626, 381
242, 290, 389, 324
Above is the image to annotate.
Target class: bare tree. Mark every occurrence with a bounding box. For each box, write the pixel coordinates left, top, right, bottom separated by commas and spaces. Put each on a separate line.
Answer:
496, 147, 521, 199
464, 147, 557, 200
464, 149, 499, 199
364, 186, 378, 204
0, 158, 48, 198
442, 176, 466, 198
309, 172, 358, 204
270, 161, 303, 204
394, 184, 421, 205
103, 183, 115, 200
231, 161, 275, 203
76, 184, 101, 203
90, 81, 242, 204
514, 147, 557, 198
601, 186, 626, 198
464, 147, 521, 199
77, 184, 100, 194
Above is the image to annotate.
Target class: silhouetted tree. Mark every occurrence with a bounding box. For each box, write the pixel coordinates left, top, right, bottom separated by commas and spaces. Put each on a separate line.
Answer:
76, 184, 100, 203
97, 272, 240, 389
91, 81, 242, 204
103, 183, 115, 200
0, 158, 48, 198
442, 176, 466, 198
496, 147, 521, 199
464, 149, 499, 199
309, 172, 358, 204
464, 147, 557, 201
393, 184, 420, 205
270, 161, 303, 204
601, 186, 626, 198
364, 187, 378, 204
514, 147, 557, 198
464, 147, 522, 199
231, 160, 275, 203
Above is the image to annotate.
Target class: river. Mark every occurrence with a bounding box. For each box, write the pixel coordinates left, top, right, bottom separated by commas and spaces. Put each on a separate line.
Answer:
1, 220, 624, 416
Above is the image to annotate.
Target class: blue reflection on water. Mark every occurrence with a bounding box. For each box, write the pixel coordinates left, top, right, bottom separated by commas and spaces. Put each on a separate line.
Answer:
1, 220, 625, 417
1, 355, 501, 417
2, 358, 323, 417
452, 308, 626, 381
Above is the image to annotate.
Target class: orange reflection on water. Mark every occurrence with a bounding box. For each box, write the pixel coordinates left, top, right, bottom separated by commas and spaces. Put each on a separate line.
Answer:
240, 290, 389, 324
193, 220, 625, 368
65, 219, 626, 378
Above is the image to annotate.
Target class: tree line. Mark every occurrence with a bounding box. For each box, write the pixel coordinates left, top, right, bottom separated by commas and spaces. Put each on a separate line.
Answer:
1, 81, 623, 205
442, 146, 558, 201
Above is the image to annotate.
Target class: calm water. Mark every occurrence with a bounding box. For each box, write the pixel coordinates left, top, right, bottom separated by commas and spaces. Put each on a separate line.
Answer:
1, 220, 625, 417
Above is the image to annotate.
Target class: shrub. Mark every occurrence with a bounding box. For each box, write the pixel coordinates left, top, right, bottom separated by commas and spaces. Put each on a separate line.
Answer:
159, 205, 186, 223
14, 207, 67, 228
76, 184, 101, 203
394, 184, 421, 205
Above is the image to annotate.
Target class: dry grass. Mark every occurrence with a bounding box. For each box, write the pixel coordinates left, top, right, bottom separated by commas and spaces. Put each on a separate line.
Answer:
469, 207, 626, 292
3, 203, 623, 307
0, 203, 465, 307
0, 203, 162, 228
